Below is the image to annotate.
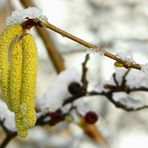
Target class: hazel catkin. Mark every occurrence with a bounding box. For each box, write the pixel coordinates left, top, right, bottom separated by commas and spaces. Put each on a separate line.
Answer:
0, 24, 22, 109
10, 41, 22, 112
0, 24, 38, 137
21, 33, 38, 128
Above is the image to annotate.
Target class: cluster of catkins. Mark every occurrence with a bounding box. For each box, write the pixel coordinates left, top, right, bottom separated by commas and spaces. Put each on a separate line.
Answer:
0, 24, 38, 137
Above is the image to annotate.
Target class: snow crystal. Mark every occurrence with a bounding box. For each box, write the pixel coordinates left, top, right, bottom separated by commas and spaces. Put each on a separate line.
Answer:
37, 68, 81, 111
6, 7, 47, 25
116, 51, 135, 63
117, 97, 144, 110
0, 100, 16, 131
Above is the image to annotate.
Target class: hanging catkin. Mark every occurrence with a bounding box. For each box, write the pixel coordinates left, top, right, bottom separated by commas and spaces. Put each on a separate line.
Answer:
0, 24, 22, 110
10, 41, 22, 112
0, 24, 38, 137
21, 33, 38, 128
9, 41, 28, 137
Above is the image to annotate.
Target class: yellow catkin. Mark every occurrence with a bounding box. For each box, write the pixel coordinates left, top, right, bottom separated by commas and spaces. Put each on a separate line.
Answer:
10, 41, 22, 112
9, 41, 28, 137
21, 33, 38, 128
0, 24, 22, 110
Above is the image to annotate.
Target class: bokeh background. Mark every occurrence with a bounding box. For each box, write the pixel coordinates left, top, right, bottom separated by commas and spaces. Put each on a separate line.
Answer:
0, 0, 148, 148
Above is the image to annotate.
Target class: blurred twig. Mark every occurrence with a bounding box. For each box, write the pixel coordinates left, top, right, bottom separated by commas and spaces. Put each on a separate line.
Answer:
121, 68, 131, 86
81, 123, 107, 146
0, 120, 17, 148
81, 54, 90, 90
20, 0, 65, 73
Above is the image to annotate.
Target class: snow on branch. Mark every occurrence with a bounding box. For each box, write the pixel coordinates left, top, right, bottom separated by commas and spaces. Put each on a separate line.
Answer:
116, 51, 135, 63
6, 7, 47, 25
37, 68, 82, 111
116, 97, 148, 111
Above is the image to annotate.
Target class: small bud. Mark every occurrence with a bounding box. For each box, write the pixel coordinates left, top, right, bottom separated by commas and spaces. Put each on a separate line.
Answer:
114, 62, 123, 67
84, 111, 99, 124
49, 109, 64, 122
65, 115, 74, 122
68, 82, 82, 95
49, 111, 56, 120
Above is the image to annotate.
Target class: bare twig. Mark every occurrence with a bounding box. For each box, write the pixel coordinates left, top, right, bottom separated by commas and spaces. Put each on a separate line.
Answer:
81, 54, 90, 90
0, 120, 17, 148
39, 20, 141, 70
113, 73, 119, 86
80, 123, 107, 146
121, 68, 131, 86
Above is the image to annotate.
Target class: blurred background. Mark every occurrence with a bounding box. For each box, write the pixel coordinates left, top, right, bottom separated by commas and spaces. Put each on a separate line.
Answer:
1, 0, 148, 148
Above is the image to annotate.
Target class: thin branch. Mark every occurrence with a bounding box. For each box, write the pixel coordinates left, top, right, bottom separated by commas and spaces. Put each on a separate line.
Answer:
0, 133, 17, 148
81, 54, 90, 90
113, 73, 119, 86
38, 20, 141, 70
0, 120, 17, 148
63, 91, 87, 106
121, 68, 131, 86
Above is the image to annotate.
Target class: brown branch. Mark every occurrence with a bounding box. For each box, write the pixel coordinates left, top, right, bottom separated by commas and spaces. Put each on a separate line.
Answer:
38, 20, 141, 70
80, 123, 107, 146
113, 73, 119, 86
81, 54, 90, 90
20, 0, 65, 73
1, 133, 17, 148
21, 17, 141, 70
0, 120, 17, 148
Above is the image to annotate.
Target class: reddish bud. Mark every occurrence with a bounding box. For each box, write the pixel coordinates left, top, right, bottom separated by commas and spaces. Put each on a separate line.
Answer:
49, 109, 64, 121
49, 112, 56, 120
84, 111, 99, 124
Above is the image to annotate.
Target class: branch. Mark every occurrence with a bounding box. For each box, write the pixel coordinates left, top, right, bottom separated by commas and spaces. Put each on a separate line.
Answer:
121, 68, 131, 86
63, 86, 148, 112
81, 54, 90, 90
21, 18, 141, 70
39, 20, 141, 70
113, 73, 119, 86
0, 120, 17, 148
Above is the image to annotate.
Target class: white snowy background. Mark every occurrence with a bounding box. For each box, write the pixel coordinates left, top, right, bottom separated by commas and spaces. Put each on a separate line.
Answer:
1, 0, 148, 148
